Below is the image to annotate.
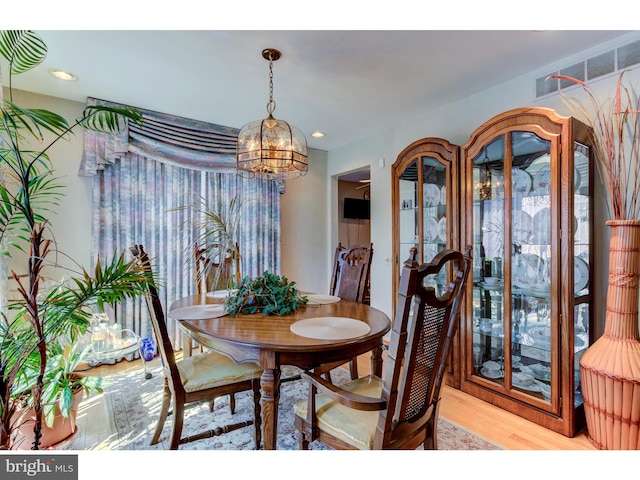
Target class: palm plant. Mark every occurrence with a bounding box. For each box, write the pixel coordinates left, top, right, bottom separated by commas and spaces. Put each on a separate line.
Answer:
0, 30, 153, 449
176, 195, 244, 292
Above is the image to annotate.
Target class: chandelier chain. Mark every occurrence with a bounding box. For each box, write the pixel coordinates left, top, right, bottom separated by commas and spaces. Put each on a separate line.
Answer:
267, 53, 276, 116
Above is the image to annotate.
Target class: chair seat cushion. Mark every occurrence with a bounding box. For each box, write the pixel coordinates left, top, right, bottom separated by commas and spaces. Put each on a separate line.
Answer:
293, 375, 382, 450
177, 351, 262, 392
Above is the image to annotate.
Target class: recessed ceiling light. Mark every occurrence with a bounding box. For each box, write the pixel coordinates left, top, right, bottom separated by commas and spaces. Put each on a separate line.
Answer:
49, 68, 78, 81
311, 131, 326, 138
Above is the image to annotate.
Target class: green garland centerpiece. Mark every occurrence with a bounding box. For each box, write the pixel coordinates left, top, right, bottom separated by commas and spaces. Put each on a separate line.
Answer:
224, 272, 308, 316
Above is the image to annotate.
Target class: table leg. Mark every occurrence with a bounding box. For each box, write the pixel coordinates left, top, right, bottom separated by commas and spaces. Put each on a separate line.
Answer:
370, 343, 384, 377
260, 366, 281, 450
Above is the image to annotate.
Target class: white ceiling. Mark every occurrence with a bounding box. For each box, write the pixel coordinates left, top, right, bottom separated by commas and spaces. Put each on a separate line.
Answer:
1, 30, 635, 157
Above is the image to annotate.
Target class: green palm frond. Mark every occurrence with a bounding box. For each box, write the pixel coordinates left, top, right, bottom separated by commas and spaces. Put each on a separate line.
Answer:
3, 101, 70, 142
0, 30, 47, 75
39, 253, 154, 341
80, 106, 143, 133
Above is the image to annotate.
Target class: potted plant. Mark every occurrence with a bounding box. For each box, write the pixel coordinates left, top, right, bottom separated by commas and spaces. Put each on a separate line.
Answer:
549, 71, 640, 449
174, 195, 244, 292
224, 271, 308, 317
0, 30, 153, 449
11, 339, 101, 449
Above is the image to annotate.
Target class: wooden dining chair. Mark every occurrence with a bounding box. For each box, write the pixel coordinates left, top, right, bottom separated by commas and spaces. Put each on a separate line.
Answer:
186, 242, 242, 358
294, 246, 472, 450
130, 244, 263, 450
326, 242, 373, 380
193, 241, 241, 294
329, 242, 373, 304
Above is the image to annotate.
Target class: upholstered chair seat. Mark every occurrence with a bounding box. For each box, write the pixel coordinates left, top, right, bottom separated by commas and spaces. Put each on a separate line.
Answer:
294, 247, 472, 450
293, 375, 383, 450
177, 351, 263, 392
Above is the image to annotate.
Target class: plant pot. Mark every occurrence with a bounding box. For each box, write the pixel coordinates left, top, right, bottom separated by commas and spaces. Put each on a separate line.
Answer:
580, 220, 640, 449
12, 389, 84, 450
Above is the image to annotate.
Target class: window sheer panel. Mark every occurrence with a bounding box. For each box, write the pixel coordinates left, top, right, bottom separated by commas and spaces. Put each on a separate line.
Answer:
91, 156, 281, 345
84, 98, 281, 347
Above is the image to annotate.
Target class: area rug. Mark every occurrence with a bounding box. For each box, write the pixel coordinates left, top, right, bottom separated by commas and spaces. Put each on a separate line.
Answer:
101, 366, 502, 450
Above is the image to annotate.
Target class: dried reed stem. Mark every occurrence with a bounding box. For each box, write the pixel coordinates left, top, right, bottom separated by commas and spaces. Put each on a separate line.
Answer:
548, 72, 640, 221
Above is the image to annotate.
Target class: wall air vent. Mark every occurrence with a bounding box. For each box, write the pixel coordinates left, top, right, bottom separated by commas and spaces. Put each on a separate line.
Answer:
536, 38, 640, 99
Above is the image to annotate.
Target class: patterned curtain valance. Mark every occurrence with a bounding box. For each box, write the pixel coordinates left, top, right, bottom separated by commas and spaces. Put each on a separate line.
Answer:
79, 97, 240, 176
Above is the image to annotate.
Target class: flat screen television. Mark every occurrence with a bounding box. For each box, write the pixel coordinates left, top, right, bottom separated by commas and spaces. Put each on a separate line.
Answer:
343, 197, 370, 220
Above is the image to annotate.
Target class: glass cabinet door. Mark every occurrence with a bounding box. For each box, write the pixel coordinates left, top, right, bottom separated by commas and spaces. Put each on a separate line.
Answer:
392, 139, 458, 306
462, 108, 594, 437
392, 138, 459, 385
398, 160, 419, 264
470, 130, 571, 405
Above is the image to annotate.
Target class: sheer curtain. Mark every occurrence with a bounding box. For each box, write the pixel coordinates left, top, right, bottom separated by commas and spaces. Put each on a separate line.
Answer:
80, 98, 281, 345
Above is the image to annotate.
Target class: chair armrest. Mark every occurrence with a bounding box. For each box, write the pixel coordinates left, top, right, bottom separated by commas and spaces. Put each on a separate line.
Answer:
300, 371, 386, 412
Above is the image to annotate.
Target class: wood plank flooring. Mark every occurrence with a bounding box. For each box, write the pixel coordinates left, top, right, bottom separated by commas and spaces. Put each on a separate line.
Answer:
70, 353, 596, 450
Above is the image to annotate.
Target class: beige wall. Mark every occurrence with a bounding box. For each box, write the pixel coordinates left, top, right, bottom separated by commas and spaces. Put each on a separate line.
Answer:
4, 88, 91, 284
280, 148, 329, 294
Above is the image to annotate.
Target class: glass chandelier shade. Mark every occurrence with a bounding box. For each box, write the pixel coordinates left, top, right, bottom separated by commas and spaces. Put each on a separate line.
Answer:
237, 115, 308, 180
237, 48, 308, 180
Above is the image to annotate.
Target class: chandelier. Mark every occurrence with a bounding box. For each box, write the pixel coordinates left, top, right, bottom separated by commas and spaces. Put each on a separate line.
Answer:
237, 48, 308, 180
477, 148, 493, 200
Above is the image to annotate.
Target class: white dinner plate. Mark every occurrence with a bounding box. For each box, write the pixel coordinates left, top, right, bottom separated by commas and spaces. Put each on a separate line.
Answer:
512, 253, 540, 288
437, 216, 447, 242
290, 317, 370, 340
440, 185, 447, 206
512, 211, 533, 245
533, 164, 551, 195
206, 289, 238, 299
512, 168, 532, 194
305, 294, 341, 305
423, 215, 439, 242
168, 304, 227, 320
424, 183, 441, 207
528, 152, 584, 192
574, 256, 589, 293
532, 208, 551, 244
532, 208, 579, 244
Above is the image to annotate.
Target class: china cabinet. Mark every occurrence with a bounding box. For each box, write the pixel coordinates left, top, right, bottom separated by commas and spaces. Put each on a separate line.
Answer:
391, 108, 594, 436
460, 107, 593, 437
392, 137, 460, 386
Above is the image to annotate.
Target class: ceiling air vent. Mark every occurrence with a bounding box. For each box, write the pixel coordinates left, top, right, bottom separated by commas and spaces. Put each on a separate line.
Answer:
535, 38, 640, 99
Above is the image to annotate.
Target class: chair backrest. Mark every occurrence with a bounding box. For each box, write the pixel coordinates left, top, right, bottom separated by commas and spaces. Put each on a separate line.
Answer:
374, 246, 471, 449
130, 244, 185, 397
193, 242, 241, 294
329, 243, 373, 303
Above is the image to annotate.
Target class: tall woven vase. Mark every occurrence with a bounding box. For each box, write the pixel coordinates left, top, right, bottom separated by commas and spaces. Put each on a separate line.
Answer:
580, 220, 640, 449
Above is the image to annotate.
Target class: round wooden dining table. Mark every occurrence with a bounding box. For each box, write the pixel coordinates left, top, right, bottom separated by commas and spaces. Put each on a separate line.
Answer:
168, 294, 391, 450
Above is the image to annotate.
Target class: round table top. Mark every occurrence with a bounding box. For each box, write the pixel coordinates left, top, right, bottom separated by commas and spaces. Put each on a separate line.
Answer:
169, 294, 391, 353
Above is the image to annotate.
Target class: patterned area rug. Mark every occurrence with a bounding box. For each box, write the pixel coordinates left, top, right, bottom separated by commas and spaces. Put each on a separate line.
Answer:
101, 365, 502, 450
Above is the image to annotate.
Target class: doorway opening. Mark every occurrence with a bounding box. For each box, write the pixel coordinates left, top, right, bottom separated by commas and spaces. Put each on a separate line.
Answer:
336, 167, 371, 249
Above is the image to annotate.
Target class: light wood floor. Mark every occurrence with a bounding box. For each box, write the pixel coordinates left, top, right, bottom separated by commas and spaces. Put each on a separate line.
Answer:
70, 351, 597, 451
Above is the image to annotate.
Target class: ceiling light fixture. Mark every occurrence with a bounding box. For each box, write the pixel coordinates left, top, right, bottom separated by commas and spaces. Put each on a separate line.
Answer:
236, 48, 308, 180
477, 148, 494, 201
311, 131, 326, 138
48, 68, 78, 81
